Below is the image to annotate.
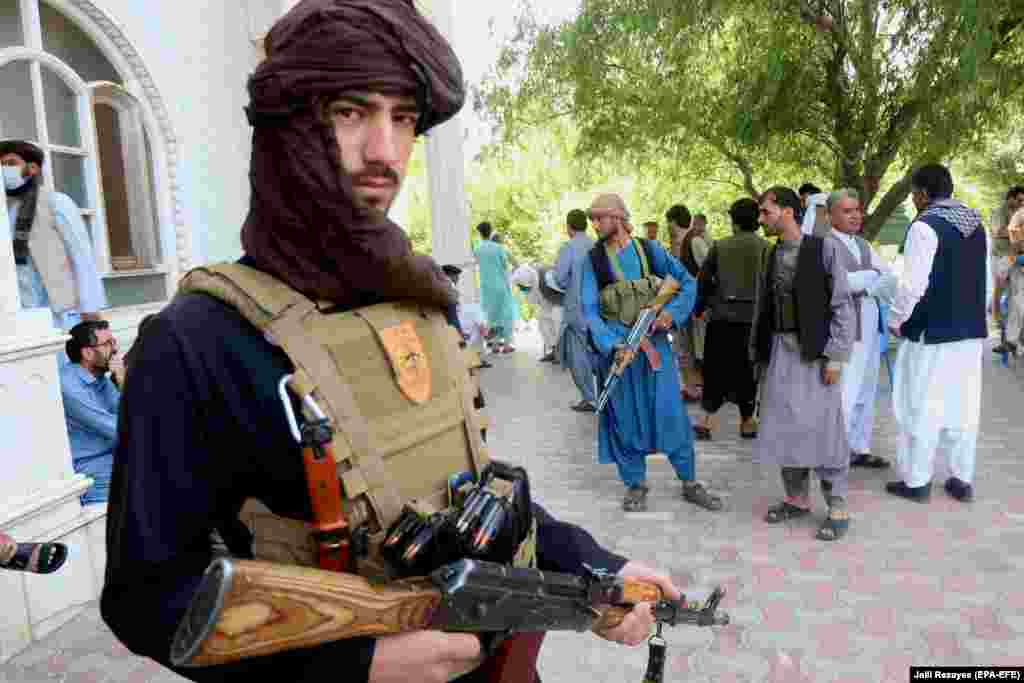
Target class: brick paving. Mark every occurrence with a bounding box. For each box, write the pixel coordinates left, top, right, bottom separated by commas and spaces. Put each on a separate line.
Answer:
3, 326, 1023, 682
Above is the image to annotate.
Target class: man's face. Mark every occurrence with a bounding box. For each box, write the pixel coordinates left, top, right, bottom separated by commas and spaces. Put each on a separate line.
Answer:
324, 91, 420, 215
830, 196, 863, 235
82, 328, 117, 373
0, 153, 39, 179
758, 196, 787, 236
592, 214, 620, 240
1008, 192, 1024, 212
645, 223, 659, 240
692, 217, 706, 235
799, 192, 810, 209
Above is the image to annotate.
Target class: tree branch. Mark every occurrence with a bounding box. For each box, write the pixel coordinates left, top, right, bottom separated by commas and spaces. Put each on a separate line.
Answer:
713, 144, 760, 198
863, 172, 913, 242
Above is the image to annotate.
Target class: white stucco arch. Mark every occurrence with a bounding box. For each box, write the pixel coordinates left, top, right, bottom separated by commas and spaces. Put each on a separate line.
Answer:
39, 0, 191, 275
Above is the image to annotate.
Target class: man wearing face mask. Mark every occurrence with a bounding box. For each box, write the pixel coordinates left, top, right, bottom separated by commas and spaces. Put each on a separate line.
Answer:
1, 140, 106, 330
60, 320, 120, 504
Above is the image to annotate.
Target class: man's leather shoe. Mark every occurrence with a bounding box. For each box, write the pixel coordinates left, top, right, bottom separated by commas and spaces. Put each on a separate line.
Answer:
944, 477, 974, 503
885, 481, 931, 503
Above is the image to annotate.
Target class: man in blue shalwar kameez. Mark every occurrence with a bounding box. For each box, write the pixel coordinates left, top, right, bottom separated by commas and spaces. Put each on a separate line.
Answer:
581, 193, 723, 513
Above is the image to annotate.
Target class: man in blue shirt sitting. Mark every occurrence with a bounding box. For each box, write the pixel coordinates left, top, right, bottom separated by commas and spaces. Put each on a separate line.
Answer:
60, 320, 120, 504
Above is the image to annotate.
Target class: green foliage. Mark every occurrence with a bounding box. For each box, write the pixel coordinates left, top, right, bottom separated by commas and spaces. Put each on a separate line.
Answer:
477, 0, 1024, 239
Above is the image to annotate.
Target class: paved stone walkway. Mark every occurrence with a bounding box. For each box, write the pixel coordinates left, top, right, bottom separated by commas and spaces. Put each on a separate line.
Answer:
3, 327, 1023, 682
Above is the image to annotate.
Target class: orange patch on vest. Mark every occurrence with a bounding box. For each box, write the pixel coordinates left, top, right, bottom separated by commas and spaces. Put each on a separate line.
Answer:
378, 321, 432, 404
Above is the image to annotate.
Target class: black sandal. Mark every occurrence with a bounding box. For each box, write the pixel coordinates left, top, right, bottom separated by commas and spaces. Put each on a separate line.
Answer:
816, 511, 850, 541
764, 501, 811, 524
851, 453, 890, 469
693, 425, 712, 441
623, 485, 649, 512
682, 482, 723, 511
1, 543, 68, 574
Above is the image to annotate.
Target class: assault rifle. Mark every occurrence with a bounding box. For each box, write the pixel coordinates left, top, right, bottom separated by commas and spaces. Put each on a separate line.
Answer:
170, 557, 728, 669
595, 275, 681, 412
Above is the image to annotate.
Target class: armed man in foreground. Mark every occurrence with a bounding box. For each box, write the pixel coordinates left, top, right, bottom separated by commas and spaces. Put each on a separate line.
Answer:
101, 2, 695, 682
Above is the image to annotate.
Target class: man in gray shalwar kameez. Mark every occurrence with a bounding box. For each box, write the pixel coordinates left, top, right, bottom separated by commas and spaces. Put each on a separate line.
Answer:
552, 209, 598, 411
752, 186, 856, 542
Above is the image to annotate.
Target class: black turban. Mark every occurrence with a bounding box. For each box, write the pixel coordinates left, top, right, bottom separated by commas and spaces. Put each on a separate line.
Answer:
240, 0, 464, 310
0, 140, 44, 167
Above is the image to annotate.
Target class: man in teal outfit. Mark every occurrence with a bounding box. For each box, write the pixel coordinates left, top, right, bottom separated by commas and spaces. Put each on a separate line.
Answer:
473, 221, 519, 353
581, 193, 723, 513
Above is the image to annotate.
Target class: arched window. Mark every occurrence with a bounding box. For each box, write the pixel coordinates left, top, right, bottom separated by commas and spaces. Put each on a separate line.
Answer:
0, 0, 167, 307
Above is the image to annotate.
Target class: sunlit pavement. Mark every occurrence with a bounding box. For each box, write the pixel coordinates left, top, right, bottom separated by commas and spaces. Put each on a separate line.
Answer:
3, 324, 1022, 682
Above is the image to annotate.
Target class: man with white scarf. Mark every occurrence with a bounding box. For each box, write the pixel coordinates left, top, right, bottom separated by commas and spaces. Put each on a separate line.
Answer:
828, 189, 897, 469
510, 262, 563, 362
888, 164, 990, 504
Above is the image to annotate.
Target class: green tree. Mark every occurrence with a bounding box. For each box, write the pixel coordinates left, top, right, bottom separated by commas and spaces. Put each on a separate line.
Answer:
479, 0, 1024, 239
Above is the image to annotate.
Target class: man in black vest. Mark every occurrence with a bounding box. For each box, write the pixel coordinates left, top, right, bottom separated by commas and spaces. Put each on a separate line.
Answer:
752, 187, 856, 542
887, 164, 989, 504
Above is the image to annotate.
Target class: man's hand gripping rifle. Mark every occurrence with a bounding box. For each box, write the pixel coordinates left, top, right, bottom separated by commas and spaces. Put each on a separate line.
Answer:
169, 557, 729, 669
596, 275, 681, 413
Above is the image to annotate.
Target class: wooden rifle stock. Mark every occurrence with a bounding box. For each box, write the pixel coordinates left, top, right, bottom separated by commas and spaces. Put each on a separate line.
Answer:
171, 559, 441, 667
170, 558, 674, 669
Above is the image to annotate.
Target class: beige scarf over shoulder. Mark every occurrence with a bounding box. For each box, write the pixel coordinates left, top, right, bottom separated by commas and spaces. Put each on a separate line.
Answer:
23, 185, 78, 313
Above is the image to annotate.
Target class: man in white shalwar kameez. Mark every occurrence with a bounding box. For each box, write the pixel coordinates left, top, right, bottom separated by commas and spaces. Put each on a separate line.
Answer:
888, 164, 990, 504
510, 263, 563, 362
827, 189, 897, 469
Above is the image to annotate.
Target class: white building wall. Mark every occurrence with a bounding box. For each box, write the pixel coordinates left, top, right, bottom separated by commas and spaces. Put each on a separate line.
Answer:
88, 0, 261, 265
0, 0, 268, 664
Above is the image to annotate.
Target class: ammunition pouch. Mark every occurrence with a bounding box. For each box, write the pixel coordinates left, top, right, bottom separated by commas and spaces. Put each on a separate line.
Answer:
381, 460, 536, 577
599, 275, 663, 327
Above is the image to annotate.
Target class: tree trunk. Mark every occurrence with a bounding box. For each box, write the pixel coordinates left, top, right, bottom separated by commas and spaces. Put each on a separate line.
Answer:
862, 173, 913, 242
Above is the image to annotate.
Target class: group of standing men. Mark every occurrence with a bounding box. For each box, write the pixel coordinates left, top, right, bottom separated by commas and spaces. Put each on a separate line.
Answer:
538, 165, 987, 541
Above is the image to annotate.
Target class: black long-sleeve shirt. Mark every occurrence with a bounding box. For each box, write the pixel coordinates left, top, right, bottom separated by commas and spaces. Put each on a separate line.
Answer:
101, 286, 627, 682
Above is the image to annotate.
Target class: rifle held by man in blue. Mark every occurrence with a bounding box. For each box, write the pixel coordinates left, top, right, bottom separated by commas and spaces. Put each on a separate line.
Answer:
595, 275, 681, 413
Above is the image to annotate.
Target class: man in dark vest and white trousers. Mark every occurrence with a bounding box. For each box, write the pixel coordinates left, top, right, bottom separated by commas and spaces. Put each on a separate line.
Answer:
752, 186, 856, 542
887, 164, 990, 504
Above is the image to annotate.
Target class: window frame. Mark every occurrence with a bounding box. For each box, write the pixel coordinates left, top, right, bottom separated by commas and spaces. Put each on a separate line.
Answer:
91, 81, 163, 273
1, 0, 171, 290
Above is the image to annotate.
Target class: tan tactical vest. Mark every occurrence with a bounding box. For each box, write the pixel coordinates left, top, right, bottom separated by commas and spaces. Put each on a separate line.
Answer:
178, 263, 490, 579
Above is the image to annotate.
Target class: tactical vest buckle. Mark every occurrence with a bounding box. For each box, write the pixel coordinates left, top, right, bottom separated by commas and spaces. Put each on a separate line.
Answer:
278, 374, 329, 443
